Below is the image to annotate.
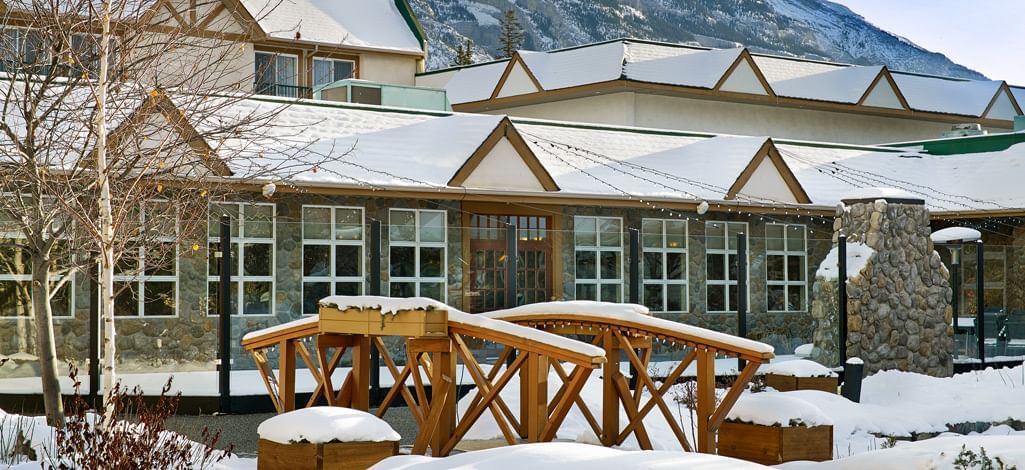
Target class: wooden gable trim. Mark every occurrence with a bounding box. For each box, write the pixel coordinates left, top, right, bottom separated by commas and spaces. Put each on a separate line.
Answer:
857, 68, 911, 110
982, 82, 1024, 119
725, 139, 811, 204
712, 49, 776, 97
447, 117, 560, 192
488, 53, 545, 101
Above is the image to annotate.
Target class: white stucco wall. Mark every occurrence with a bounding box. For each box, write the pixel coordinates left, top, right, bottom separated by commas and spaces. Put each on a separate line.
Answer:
740, 157, 799, 203
496, 62, 539, 98
479, 91, 1004, 144
461, 137, 544, 191
483, 92, 637, 127
359, 52, 419, 86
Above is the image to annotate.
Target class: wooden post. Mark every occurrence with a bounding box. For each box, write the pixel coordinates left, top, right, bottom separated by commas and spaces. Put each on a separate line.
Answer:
279, 339, 296, 412
351, 335, 372, 411
430, 346, 456, 456
601, 330, 619, 446
695, 348, 716, 453
523, 352, 549, 442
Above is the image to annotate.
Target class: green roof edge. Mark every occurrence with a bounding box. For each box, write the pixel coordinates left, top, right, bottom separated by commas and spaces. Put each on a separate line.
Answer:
394, 0, 427, 52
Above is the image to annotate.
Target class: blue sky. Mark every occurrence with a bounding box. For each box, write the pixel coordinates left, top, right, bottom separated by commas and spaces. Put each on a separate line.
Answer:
831, 0, 1024, 84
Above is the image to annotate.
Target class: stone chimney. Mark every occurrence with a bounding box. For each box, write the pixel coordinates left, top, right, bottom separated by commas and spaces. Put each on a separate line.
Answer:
810, 188, 953, 376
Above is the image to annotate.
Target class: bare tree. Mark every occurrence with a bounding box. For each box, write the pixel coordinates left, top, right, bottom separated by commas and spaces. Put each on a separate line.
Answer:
0, 0, 327, 424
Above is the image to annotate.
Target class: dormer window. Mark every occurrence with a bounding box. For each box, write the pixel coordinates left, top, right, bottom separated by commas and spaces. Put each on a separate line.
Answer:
255, 51, 302, 98
313, 58, 354, 87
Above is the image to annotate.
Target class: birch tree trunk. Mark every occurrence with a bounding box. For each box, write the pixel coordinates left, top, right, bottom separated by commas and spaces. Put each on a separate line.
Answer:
31, 256, 64, 427
95, 0, 116, 416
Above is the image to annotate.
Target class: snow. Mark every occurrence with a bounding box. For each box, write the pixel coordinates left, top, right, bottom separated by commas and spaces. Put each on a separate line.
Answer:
518, 41, 626, 91
318, 295, 449, 314
814, 242, 874, 280
892, 73, 1003, 116
625, 47, 743, 89
840, 187, 919, 201
370, 442, 771, 469
482, 301, 774, 355
846, 357, 864, 365
442, 62, 508, 104
771, 66, 883, 104
446, 309, 606, 359
238, 0, 422, 54
795, 343, 814, 357
931, 227, 982, 244
241, 315, 317, 341
779, 433, 1025, 469
762, 359, 837, 378
726, 393, 833, 427
257, 407, 400, 444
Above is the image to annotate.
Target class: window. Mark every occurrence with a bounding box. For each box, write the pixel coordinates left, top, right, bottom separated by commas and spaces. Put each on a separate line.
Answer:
574, 216, 623, 302
255, 52, 300, 97
113, 201, 178, 317
388, 209, 446, 301
0, 28, 48, 73
302, 206, 365, 315
313, 58, 354, 87
765, 224, 807, 312
0, 210, 72, 318
208, 203, 275, 316
641, 219, 688, 312
705, 221, 748, 312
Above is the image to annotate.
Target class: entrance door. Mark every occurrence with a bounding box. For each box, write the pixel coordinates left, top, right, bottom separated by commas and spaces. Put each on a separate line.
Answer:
468, 214, 553, 313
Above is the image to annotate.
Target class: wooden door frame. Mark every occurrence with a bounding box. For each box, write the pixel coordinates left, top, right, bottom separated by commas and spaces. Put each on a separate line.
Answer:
461, 202, 564, 309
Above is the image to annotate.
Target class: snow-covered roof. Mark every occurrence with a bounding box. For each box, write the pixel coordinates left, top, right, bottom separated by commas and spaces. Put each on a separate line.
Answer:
424, 39, 1019, 119
239, 0, 423, 54
167, 93, 1025, 214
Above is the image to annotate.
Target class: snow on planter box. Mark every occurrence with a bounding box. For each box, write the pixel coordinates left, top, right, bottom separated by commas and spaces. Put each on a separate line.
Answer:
257, 407, 401, 470
762, 359, 838, 393
718, 393, 833, 465
318, 295, 449, 338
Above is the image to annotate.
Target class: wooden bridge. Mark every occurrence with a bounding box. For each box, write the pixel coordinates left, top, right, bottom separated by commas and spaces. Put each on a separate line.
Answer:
241, 297, 773, 456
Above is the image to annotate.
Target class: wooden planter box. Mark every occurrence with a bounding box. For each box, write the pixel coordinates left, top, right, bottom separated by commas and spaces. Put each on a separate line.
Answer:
718, 421, 833, 465
319, 306, 448, 338
258, 439, 398, 470
764, 374, 838, 393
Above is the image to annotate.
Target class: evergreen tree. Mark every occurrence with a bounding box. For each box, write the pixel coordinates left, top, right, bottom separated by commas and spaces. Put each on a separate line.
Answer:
498, 9, 524, 58
454, 39, 475, 66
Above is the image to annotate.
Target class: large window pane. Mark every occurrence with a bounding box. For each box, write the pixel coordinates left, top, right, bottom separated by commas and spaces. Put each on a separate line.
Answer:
576, 283, 596, 301
419, 211, 446, 243
303, 245, 331, 277
643, 284, 663, 311
390, 246, 416, 277
0, 281, 29, 317
667, 284, 685, 312
642, 252, 662, 280
336, 209, 363, 241
243, 243, 272, 276
303, 207, 332, 240
599, 218, 622, 247
574, 217, 596, 247
303, 282, 330, 315
242, 282, 272, 315
707, 254, 725, 281
390, 282, 415, 298
575, 251, 596, 280
666, 252, 685, 280
389, 210, 416, 242
419, 282, 444, 301
420, 247, 444, 278
335, 245, 362, 277
114, 281, 137, 317
767, 255, 785, 281
245, 205, 274, 238
143, 282, 175, 317
642, 219, 662, 248
599, 251, 620, 279
601, 284, 621, 302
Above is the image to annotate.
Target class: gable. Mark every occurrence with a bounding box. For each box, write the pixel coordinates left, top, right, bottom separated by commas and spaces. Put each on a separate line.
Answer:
736, 157, 799, 203
149, 0, 248, 35
985, 87, 1020, 121
860, 72, 906, 110
461, 137, 545, 191
717, 54, 772, 96
496, 60, 541, 99
726, 140, 810, 204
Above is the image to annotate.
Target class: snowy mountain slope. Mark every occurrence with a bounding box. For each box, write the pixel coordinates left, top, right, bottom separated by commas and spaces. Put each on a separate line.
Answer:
409, 0, 986, 80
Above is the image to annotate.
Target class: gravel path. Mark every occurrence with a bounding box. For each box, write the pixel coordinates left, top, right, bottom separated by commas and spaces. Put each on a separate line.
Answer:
166, 407, 420, 458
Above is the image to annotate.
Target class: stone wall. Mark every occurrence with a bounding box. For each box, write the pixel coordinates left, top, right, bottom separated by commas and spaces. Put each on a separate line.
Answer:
810, 198, 953, 376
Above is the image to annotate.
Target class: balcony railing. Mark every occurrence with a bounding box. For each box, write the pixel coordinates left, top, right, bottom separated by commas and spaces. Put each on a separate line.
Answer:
255, 82, 312, 99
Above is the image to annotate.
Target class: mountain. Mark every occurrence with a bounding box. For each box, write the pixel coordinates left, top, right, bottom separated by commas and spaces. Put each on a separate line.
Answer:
408, 0, 986, 80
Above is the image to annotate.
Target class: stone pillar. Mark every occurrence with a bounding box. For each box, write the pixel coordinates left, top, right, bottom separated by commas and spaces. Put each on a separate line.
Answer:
810, 192, 953, 376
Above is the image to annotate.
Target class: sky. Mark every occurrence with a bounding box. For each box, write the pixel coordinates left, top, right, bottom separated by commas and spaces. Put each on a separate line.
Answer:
830, 0, 1025, 83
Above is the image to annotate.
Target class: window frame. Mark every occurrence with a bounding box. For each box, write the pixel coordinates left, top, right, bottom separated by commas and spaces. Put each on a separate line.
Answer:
573, 215, 624, 302
112, 201, 179, 318
705, 221, 749, 313
0, 213, 74, 320
254, 51, 300, 96
207, 202, 276, 317
312, 57, 355, 87
641, 218, 689, 313
301, 205, 366, 315
387, 208, 447, 301
765, 223, 808, 313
